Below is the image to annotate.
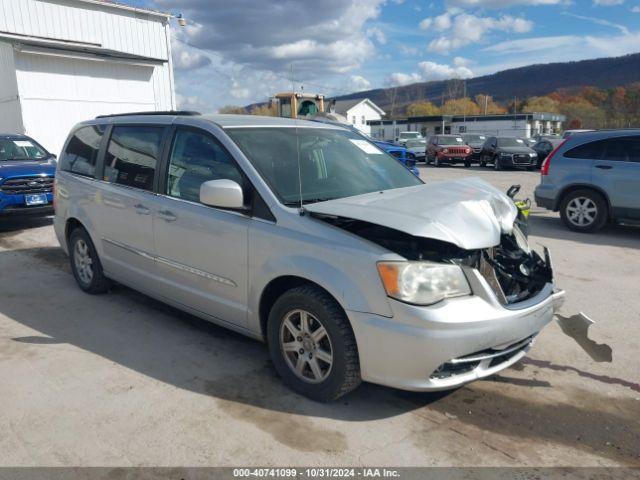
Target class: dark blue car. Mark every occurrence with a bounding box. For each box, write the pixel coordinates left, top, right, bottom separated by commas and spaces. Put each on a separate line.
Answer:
309, 118, 420, 176
0, 134, 56, 215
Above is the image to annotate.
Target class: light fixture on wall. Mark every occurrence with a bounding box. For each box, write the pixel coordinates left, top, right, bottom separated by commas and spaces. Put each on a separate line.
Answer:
176, 13, 186, 27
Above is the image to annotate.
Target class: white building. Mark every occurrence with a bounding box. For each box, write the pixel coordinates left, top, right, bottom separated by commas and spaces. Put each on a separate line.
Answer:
329, 98, 385, 135
370, 112, 565, 141
0, 0, 176, 154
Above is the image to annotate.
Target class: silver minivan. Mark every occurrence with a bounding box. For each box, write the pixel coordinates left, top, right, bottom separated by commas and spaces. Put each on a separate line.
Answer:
54, 113, 565, 401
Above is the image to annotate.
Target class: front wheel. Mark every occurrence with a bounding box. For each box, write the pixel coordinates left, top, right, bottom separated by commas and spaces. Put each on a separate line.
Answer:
494, 155, 502, 171
434, 156, 441, 167
267, 285, 361, 401
479, 158, 487, 167
560, 189, 608, 233
464, 161, 471, 168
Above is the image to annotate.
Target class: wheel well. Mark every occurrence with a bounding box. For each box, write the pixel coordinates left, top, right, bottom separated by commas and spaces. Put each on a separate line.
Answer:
258, 276, 343, 341
65, 218, 84, 243
556, 185, 611, 213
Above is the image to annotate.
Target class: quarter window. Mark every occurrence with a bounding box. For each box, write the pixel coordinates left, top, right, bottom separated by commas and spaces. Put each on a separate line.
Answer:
104, 126, 164, 191
565, 140, 605, 160
60, 125, 105, 177
166, 129, 244, 203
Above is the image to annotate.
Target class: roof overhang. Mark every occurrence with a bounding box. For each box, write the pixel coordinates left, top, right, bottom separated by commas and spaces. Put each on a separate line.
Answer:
0, 31, 167, 65
69, 0, 171, 18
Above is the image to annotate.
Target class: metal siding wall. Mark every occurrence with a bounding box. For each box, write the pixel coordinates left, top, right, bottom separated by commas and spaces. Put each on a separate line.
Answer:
0, 41, 24, 134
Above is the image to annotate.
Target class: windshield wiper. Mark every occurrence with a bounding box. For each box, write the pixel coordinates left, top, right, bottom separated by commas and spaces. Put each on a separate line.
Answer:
284, 197, 336, 206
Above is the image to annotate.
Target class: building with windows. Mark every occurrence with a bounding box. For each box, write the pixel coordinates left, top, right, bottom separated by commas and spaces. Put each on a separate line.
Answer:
328, 98, 385, 135
0, 0, 176, 154
369, 112, 565, 141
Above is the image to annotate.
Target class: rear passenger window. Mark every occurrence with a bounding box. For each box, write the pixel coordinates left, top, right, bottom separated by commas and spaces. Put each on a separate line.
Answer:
60, 125, 105, 177
565, 140, 605, 160
104, 126, 164, 191
166, 129, 244, 203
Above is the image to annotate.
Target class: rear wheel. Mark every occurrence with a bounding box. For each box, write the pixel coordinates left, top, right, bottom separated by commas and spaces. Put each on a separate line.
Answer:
560, 189, 608, 233
493, 155, 502, 171
69, 228, 111, 294
267, 285, 361, 401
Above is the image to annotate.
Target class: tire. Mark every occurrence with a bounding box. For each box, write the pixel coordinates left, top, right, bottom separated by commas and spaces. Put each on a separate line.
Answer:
493, 155, 502, 171
267, 285, 361, 401
464, 161, 471, 168
559, 189, 608, 233
69, 227, 111, 294
434, 156, 441, 168
479, 158, 486, 168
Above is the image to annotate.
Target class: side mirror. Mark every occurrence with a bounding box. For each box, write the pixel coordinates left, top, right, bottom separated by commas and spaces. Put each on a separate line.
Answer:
200, 179, 244, 209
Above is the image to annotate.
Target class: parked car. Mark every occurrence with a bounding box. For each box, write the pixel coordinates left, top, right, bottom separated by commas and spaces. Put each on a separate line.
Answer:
532, 133, 561, 142
309, 117, 419, 176
532, 138, 564, 167
395, 131, 423, 146
479, 137, 538, 170
562, 129, 594, 139
0, 133, 56, 215
535, 129, 640, 232
426, 135, 473, 167
461, 133, 487, 161
55, 112, 564, 401
404, 138, 426, 162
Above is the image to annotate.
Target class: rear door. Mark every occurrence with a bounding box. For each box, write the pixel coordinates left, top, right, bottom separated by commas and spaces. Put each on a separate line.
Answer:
150, 126, 250, 328
591, 136, 640, 220
94, 124, 168, 289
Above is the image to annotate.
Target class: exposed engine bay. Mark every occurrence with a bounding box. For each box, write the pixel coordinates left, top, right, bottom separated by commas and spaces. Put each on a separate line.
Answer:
313, 214, 553, 305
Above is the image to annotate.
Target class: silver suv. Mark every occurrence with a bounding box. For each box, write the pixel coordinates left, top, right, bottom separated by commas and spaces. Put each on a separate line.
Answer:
534, 129, 640, 232
54, 112, 564, 401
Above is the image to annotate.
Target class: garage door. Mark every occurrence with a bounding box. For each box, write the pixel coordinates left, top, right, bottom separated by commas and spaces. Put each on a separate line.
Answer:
15, 51, 158, 154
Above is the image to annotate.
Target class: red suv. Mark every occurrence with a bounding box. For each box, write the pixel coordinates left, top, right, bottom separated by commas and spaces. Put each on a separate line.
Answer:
427, 135, 473, 168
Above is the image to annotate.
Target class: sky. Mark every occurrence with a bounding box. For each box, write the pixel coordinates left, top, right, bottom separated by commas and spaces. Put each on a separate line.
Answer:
127, 0, 640, 112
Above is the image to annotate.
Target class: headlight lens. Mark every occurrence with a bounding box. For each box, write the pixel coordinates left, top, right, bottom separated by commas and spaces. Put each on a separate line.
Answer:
512, 224, 531, 254
377, 261, 471, 305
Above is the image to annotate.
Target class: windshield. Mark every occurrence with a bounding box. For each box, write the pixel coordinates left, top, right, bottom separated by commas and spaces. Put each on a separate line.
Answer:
463, 134, 486, 142
227, 127, 423, 206
0, 138, 48, 161
497, 137, 526, 147
401, 132, 421, 139
439, 136, 465, 145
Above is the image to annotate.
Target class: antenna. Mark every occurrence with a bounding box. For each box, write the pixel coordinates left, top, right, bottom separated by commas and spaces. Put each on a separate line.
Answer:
291, 63, 304, 215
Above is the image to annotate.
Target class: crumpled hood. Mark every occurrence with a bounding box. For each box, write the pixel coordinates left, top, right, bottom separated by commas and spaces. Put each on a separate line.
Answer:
306, 177, 518, 250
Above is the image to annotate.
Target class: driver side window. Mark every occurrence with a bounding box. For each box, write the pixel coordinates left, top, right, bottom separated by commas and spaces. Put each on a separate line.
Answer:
166, 129, 244, 203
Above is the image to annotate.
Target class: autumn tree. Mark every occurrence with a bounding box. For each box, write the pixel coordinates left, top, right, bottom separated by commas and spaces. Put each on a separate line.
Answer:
406, 100, 440, 117
523, 96, 560, 113
560, 98, 606, 129
441, 97, 481, 115
218, 105, 246, 114
250, 103, 277, 116
474, 94, 506, 114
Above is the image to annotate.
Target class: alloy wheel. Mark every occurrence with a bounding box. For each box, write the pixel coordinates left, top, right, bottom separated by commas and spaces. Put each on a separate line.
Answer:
566, 197, 598, 227
279, 309, 333, 384
73, 239, 94, 285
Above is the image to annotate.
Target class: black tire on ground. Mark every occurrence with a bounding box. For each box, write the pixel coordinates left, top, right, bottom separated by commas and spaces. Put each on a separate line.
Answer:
434, 156, 441, 167
493, 155, 502, 171
267, 285, 361, 402
69, 227, 111, 294
464, 161, 471, 168
479, 158, 486, 167
559, 189, 608, 233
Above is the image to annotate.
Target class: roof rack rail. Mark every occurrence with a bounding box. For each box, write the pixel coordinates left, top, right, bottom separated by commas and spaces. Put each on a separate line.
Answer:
96, 111, 201, 119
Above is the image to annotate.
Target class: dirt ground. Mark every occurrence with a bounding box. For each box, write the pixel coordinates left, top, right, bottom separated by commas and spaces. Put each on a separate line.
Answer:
0, 165, 638, 468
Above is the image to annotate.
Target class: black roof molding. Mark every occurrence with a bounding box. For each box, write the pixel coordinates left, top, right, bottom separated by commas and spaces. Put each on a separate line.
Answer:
96, 111, 201, 119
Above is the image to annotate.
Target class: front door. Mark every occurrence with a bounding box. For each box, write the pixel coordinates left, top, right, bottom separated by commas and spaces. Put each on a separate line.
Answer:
151, 127, 250, 328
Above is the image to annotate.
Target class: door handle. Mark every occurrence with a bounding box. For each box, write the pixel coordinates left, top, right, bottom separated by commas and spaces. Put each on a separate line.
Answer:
134, 203, 151, 215
157, 209, 177, 222
595, 165, 613, 170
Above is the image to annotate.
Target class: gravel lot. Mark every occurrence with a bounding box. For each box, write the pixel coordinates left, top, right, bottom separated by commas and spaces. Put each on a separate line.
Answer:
0, 164, 639, 468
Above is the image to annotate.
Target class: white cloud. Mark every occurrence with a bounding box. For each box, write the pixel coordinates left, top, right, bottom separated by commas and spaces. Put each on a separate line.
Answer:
366, 26, 387, 44
385, 60, 474, 86
420, 12, 533, 53
631, 5, 640, 11
346, 75, 372, 91
171, 41, 211, 70
447, 0, 568, 6
562, 12, 629, 34
593, 0, 624, 5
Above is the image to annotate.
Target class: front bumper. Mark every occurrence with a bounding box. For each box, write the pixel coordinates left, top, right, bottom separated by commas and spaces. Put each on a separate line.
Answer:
437, 153, 472, 164
0, 192, 54, 215
348, 271, 564, 392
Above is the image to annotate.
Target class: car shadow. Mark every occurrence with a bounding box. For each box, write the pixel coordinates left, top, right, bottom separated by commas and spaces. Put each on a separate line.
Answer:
0, 215, 52, 234
1, 245, 639, 463
529, 214, 640, 249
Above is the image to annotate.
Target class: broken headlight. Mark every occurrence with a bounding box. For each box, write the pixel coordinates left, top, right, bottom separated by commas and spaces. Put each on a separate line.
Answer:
377, 261, 471, 305
512, 224, 531, 254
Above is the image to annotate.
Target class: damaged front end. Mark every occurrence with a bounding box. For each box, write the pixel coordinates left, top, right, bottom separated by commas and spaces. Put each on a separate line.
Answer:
314, 215, 553, 306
